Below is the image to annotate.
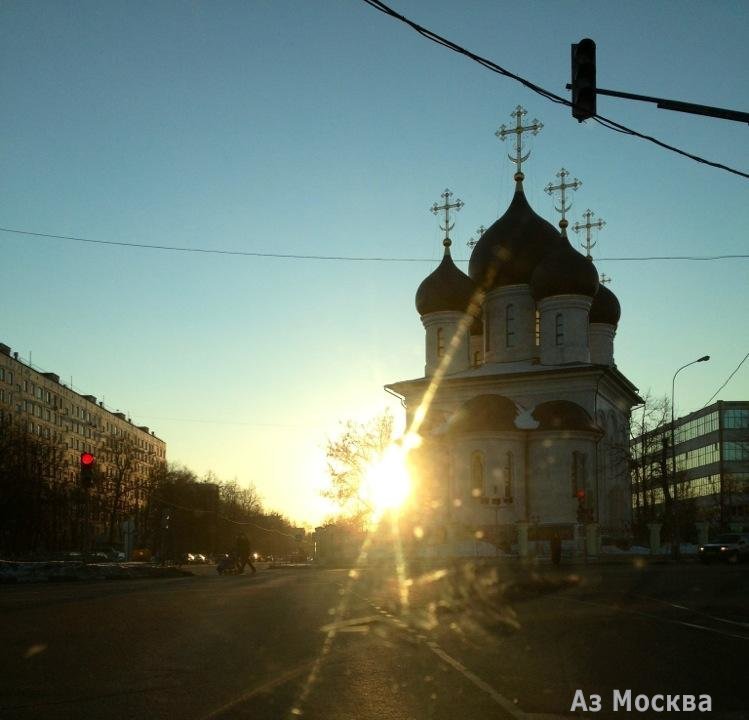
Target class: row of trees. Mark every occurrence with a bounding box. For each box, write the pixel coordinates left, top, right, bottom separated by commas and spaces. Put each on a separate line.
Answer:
0, 417, 304, 560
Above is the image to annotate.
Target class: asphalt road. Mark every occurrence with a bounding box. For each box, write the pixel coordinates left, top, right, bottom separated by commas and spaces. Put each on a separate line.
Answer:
1, 561, 747, 720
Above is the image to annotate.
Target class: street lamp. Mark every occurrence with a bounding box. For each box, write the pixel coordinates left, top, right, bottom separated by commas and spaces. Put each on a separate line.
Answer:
670, 354, 710, 559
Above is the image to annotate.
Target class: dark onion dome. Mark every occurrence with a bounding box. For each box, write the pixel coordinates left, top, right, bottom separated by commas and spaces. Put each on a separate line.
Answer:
589, 283, 621, 326
532, 400, 600, 433
415, 244, 476, 316
530, 239, 599, 300
468, 186, 564, 291
448, 394, 518, 434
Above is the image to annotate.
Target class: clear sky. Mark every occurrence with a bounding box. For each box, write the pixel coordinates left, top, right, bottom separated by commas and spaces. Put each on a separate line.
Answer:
1, 1, 747, 527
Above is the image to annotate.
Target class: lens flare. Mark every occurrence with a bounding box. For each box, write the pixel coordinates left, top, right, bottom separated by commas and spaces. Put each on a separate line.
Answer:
362, 436, 420, 519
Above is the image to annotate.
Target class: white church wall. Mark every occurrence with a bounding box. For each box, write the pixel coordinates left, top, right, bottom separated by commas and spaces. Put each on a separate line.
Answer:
528, 431, 597, 524
590, 322, 616, 365
421, 311, 471, 377
484, 285, 536, 364
538, 294, 592, 365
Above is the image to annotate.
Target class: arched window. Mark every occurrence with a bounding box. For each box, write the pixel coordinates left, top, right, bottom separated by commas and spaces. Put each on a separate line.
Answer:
473, 350, 481, 367
471, 452, 484, 497
504, 451, 514, 500
505, 304, 515, 347
555, 313, 564, 345
571, 451, 587, 497
534, 308, 540, 347
436, 327, 445, 357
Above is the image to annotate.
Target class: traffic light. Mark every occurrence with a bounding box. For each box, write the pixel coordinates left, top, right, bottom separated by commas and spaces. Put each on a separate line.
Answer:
576, 488, 586, 522
571, 38, 596, 122
80, 452, 95, 487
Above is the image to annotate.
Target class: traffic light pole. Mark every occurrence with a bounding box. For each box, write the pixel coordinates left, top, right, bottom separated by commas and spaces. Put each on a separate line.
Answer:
565, 84, 749, 124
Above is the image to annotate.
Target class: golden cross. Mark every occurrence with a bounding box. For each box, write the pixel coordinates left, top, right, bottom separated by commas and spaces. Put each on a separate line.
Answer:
467, 225, 486, 249
573, 209, 606, 258
495, 105, 543, 179
430, 189, 464, 248
544, 168, 582, 233
600, 273, 612, 285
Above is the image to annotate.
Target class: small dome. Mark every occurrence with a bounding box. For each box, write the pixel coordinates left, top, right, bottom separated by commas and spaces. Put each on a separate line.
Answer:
589, 284, 621, 326
448, 394, 518, 434
468, 187, 564, 291
532, 401, 600, 433
530, 240, 599, 300
415, 247, 476, 316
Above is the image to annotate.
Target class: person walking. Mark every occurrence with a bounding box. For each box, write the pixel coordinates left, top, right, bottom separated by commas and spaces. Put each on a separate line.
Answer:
235, 534, 256, 574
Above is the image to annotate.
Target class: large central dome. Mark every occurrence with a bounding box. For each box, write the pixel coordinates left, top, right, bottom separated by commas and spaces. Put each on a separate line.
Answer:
468, 184, 564, 291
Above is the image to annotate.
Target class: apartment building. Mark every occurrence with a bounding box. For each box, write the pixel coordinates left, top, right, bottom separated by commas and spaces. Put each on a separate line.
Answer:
0, 341, 166, 544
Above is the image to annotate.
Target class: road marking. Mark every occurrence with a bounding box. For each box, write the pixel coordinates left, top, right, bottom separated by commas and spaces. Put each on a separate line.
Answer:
629, 592, 749, 629
560, 596, 749, 642
425, 642, 527, 719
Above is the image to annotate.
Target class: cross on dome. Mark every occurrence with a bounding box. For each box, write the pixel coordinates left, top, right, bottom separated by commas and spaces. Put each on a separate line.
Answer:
495, 105, 543, 181
430, 189, 464, 249
573, 209, 606, 258
467, 225, 486, 249
600, 273, 612, 285
545, 168, 582, 235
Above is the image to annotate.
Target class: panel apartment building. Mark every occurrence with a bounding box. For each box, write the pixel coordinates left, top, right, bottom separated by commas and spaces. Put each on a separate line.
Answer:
631, 400, 749, 529
0, 341, 166, 547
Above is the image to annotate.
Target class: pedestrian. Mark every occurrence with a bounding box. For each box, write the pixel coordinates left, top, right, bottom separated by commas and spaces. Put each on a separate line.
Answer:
235, 534, 256, 574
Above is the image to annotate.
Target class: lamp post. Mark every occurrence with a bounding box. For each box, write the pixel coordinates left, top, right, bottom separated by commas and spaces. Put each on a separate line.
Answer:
670, 355, 710, 559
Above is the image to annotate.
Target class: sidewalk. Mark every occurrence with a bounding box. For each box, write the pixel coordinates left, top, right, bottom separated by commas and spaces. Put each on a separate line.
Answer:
0, 559, 192, 584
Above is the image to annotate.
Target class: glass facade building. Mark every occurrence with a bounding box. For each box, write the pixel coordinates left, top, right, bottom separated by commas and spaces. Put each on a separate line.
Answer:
631, 401, 749, 528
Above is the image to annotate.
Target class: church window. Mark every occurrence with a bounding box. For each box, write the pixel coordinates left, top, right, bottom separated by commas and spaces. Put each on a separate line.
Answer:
473, 351, 481, 367
504, 451, 514, 500
437, 328, 445, 357
471, 452, 484, 496
571, 451, 587, 496
555, 313, 564, 345
534, 308, 540, 347
505, 304, 515, 347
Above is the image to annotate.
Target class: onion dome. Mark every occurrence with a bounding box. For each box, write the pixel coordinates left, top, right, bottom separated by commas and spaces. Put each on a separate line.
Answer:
448, 394, 518, 434
532, 401, 600, 433
589, 284, 621, 326
530, 239, 599, 300
468, 185, 564, 291
415, 241, 476, 316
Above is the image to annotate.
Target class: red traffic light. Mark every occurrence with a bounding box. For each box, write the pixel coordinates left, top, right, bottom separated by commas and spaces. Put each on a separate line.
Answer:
576, 489, 586, 500
80, 452, 95, 467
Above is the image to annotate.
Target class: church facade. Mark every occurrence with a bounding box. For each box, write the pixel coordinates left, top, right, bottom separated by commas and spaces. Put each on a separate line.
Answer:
386, 109, 641, 556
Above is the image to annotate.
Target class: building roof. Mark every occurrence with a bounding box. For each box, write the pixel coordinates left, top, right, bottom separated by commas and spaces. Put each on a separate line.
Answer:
447, 394, 519, 434
532, 400, 601, 433
530, 239, 600, 300
415, 244, 476, 316
589, 283, 621, 325
467, 184, 564, 291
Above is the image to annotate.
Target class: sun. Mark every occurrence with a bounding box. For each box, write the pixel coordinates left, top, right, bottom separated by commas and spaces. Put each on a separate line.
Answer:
361, 434, 420, 519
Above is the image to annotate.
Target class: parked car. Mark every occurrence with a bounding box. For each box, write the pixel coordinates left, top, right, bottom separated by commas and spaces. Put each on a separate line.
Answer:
698, 533, 749, 564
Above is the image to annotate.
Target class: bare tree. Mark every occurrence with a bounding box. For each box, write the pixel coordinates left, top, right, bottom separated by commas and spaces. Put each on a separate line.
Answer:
322, 411, 394, 529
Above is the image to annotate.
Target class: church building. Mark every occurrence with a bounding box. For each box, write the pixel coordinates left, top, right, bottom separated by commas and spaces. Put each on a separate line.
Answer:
386, 107, 641, 557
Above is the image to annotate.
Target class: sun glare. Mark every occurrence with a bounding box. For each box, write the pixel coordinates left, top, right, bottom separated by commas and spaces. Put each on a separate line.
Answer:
362, 434, 420, 519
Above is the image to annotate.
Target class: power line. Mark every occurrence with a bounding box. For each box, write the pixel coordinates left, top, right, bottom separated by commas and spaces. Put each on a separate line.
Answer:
2, 226, 748, 263
704, 352, 749, 406
361, 0, 749, 180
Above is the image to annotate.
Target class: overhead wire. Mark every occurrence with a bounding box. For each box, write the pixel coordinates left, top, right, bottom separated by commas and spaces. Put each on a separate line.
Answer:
360, 0, 749, 180
703, 352, 749, 406
1, 226, 748, 263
